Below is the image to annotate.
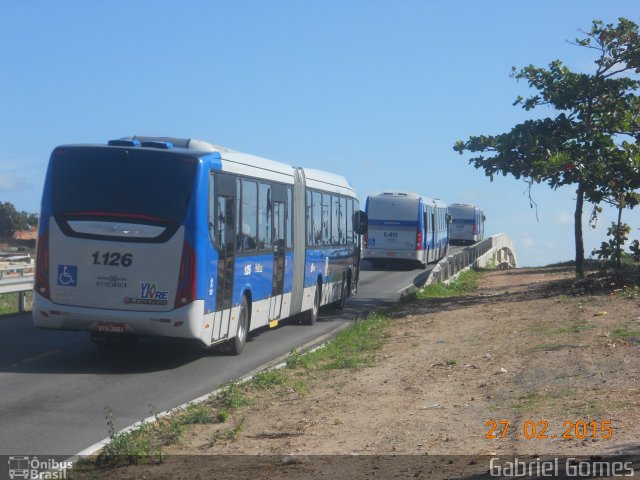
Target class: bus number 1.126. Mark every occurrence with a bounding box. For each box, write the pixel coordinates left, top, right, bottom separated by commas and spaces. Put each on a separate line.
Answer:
91, 251, 133, 267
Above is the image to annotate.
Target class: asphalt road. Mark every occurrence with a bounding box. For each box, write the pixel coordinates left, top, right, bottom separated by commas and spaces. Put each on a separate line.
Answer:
0, 250, 460, 456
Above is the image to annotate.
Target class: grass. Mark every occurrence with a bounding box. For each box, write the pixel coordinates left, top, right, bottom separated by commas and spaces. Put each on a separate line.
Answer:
513, 392, 543, 413
532, 342, 570, 352
0, 291, 32, 314
609, 327, 640, 340
205, 417, 245, 447
252, 370, 288, 389
95, 393, 242, 466
180, 402, 215, 425
216, 382, 250, 409
512, 389, 578, 414
552, 323, 593, 335
415, 269, 481, 299
286, 313, 390, 371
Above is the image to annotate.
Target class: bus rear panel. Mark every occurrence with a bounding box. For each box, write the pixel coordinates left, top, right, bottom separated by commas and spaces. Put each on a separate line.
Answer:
448, 203, 485, 245
363, 192, 449, 267
363, 193, 423, 263
33, 145, 206, 341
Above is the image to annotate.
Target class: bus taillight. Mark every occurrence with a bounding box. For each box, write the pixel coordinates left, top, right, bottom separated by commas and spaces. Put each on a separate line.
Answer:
473, 224, 477, 236
175, 241, 196, 309
363, 233, 368, 248
416, 229, 423, 251
35, 233, 50, 299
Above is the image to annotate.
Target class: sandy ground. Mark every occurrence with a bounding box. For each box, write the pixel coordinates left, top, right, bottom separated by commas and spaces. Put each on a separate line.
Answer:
74, 267, 640, 479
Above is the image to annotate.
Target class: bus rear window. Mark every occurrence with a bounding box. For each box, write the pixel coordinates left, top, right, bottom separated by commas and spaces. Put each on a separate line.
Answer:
51, 147, 197, 224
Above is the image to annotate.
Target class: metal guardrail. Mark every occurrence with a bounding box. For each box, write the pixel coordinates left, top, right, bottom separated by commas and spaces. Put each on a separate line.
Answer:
0, 264, 34, 313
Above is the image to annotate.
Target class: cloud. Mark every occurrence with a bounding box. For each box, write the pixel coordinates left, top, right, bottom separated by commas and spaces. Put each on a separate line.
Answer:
0, 172, 30, 193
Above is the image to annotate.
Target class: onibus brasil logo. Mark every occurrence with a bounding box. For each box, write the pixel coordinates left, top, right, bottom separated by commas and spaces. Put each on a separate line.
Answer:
7, 456, 72, 479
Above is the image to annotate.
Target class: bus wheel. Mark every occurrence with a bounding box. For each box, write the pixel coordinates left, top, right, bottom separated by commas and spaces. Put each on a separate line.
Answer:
302, 282, 320, 325
229, 296, 249, 355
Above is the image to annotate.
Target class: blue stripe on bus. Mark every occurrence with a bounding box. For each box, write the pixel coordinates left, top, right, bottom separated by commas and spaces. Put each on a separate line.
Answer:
368, 219, 419, 227
452, 219, 476, 224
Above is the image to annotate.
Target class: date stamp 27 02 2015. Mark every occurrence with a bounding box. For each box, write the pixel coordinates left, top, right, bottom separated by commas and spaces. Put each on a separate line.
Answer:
485, 419, 614, 441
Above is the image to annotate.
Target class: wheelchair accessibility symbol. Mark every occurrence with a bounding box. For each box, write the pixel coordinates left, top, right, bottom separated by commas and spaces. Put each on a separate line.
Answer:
57, 265, 78, 287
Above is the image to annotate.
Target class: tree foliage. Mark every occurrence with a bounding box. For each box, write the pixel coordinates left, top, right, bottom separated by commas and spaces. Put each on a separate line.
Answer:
454, 18, 640, 277
0, 202, 38, 238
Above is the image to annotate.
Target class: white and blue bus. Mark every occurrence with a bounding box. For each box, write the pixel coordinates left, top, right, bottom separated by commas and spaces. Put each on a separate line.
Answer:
448, 203, 485, 245
33, 136, 367, 354
362, 192, 449, 268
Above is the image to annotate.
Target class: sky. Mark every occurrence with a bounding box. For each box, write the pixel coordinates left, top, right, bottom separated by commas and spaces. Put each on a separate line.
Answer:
0, 1, 638, 266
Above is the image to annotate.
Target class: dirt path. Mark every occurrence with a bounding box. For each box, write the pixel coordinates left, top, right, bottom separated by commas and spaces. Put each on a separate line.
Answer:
78, 267, 640, 478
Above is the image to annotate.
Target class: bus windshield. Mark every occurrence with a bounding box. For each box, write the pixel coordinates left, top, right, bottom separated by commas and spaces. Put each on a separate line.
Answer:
51, 147, 197, 224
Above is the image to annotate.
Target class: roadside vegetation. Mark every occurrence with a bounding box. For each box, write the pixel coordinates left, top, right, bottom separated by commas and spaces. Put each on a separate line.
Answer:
72, 270, 485, 475
415, 269, 481, 298
0, 291, 31, 314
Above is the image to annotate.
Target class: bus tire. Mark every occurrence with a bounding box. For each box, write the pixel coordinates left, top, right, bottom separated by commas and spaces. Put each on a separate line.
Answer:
229, 296, 249, 355
302, 282, 320, 325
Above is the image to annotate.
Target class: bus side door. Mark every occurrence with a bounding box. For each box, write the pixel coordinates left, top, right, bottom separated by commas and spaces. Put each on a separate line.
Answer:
269, 185, 287, 320
213, 175, 236, 342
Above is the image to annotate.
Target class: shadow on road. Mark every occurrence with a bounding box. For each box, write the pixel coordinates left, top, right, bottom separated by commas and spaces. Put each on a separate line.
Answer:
0, 313, 350, 375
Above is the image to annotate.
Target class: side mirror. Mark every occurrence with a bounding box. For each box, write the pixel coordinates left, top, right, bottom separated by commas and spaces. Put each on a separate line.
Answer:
352, 210, 368, 235
446, 213, 452, 224
483, 215, 486, 221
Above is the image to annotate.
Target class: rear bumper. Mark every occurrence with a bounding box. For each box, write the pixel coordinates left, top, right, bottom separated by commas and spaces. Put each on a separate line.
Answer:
33, 293, 205, 341
362, 249, 423, 262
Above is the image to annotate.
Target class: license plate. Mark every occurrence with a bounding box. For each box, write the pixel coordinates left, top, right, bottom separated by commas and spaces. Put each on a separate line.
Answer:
96, 322, 125, 334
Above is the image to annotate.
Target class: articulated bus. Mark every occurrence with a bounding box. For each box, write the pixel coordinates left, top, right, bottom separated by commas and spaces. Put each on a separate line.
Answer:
363, 192, 449, 268
34, 136, 367, 354
448, 203, 485, 245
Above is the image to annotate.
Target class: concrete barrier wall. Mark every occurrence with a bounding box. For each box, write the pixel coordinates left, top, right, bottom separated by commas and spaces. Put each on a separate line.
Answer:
425, 233, 517, 285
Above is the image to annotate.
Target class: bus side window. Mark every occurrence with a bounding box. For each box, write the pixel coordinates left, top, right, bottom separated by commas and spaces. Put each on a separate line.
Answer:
339, 196, 346, 244
306, 190, 313, 246
331, 195, 339, 245
258, 183, 272, 250
321, 193, 330, 245
216, 196, 234, 251
241, 180, 258, 251
346, 198, 353, 244
312, 191, 322, 246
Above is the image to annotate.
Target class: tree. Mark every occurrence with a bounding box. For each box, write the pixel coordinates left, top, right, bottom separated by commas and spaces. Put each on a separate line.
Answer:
0, 202, 20, 238
0, 202, 38, 238
454, 18, 640, 277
